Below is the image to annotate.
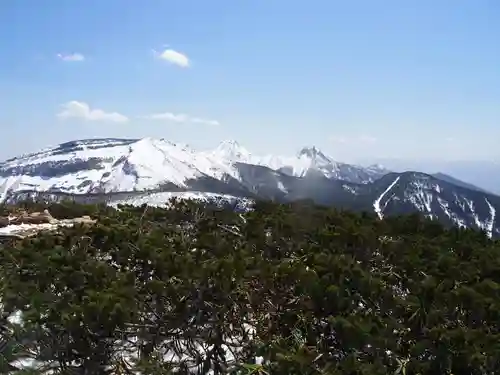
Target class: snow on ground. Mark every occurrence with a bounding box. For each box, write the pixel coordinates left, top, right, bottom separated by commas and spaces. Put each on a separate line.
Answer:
110, 191, 254, 210
0, 222, 76, 237
1, 295, 261, 374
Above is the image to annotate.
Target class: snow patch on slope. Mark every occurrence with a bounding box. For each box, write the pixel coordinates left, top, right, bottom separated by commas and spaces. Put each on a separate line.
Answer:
462, 197, 485, 231
436, 193, 496, 235
437, 196, 467, 228
484, 198, 496, 238
404, 180, 438, 214
373, 176, 400, 219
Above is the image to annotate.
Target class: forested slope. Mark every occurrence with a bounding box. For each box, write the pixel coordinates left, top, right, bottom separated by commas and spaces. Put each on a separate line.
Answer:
1, 199, 500, 374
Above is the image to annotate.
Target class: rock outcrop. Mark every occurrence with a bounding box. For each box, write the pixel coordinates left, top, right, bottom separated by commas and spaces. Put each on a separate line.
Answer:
0, 209, 97, 238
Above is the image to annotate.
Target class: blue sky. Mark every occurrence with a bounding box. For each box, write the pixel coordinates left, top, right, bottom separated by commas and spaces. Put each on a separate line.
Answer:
0, 0, 499, 163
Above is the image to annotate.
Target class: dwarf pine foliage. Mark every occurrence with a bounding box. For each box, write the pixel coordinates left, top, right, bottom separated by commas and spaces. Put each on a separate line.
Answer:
0, 199, 499, 374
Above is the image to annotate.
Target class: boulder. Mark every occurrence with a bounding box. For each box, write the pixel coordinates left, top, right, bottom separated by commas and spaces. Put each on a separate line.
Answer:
8, 210, 55, 225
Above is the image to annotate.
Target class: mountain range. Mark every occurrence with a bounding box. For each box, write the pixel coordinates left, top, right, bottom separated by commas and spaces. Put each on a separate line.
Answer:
0, 137, 498, 238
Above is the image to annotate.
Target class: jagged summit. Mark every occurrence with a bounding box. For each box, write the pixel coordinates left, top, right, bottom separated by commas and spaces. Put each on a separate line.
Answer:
297, 146, 334, 167
298, 146, 329, 160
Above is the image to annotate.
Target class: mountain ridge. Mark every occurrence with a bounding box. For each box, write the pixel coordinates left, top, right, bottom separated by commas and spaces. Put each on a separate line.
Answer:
1, 137, 498, 237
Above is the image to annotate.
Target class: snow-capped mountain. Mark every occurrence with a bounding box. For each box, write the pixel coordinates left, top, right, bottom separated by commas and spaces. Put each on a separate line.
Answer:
199, 140, 390, 183
0, 137, 498, 237
252, 146, 390, 183
0, 138, 383, 199
0, 138, 244, 197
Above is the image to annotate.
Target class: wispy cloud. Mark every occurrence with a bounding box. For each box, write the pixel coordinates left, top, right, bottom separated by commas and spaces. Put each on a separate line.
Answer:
330, 135, 378, 144
144, 112, 220, 126
57, 101, 128, 123
358, 135, 378, 144
57, 53, 85, 62
153, 48, 190, 68
329, 136, 348, 144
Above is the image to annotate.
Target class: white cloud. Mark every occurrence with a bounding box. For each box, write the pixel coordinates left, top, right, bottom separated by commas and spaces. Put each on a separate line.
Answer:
330, 135, 377, 144
57, 101, 129, 123
153, 48, 190, 68
144, 112, 220, 126
57, 53, 85, 62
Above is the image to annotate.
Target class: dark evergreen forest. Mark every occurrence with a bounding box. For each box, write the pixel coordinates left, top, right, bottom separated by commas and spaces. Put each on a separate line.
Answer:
1, 199, 499, 374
